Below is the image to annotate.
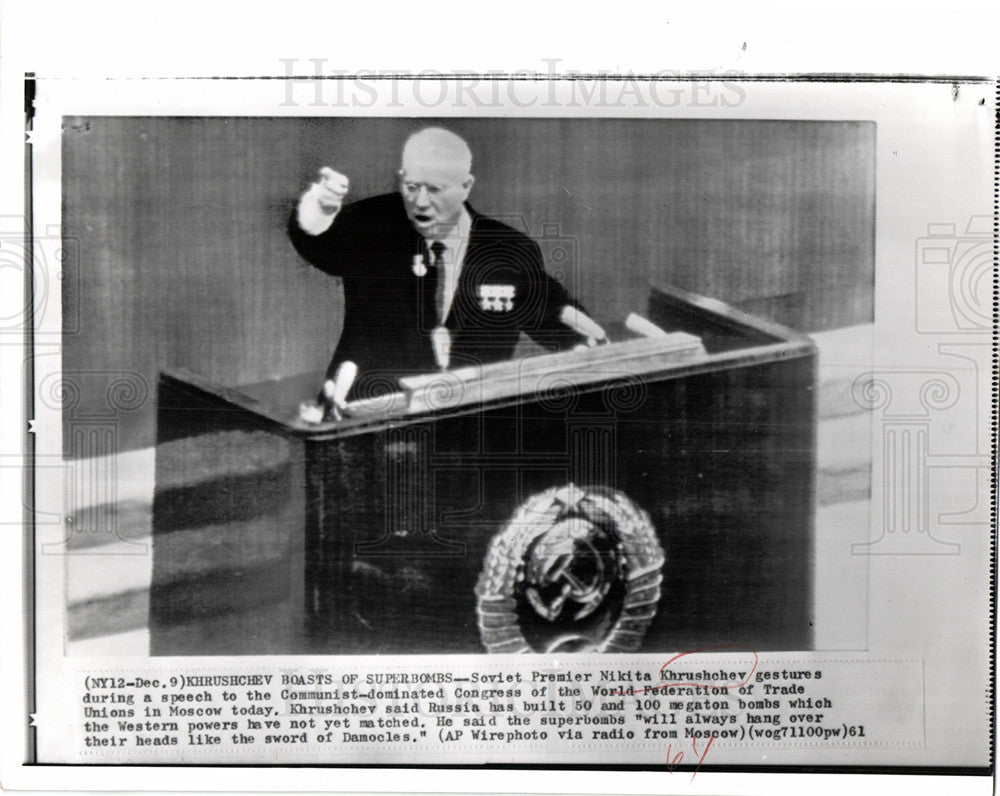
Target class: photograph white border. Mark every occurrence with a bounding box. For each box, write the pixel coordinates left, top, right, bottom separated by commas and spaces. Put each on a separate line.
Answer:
1, 4, 996, 795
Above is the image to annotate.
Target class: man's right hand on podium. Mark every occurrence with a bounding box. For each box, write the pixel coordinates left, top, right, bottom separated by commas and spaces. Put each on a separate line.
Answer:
298, 379, 345, 424
296, 166, 350, 235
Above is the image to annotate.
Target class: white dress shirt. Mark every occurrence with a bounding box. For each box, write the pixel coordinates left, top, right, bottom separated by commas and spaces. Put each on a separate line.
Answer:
425, 208, 472, 369
425, 207, 472, 324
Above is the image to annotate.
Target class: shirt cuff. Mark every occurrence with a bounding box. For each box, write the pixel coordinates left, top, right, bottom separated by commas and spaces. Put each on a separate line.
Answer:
295, 184, 340, 235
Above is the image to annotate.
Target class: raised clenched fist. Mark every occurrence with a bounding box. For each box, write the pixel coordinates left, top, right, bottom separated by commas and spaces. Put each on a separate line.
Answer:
297, 166, 350, 235
313, 166, 349, 212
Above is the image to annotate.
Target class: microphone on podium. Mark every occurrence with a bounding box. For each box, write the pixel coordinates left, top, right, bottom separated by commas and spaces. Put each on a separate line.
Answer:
299, 361, 358, 424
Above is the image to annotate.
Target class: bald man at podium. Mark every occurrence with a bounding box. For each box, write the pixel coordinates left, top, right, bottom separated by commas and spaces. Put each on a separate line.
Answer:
289, 127, 605, 421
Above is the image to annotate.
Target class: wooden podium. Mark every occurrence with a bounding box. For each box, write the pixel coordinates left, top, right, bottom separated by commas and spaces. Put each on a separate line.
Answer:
150, 285, 816, 655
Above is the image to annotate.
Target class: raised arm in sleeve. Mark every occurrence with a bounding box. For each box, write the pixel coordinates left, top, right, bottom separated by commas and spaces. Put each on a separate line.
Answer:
287, 167, 358, 276
287, 200, 364, 278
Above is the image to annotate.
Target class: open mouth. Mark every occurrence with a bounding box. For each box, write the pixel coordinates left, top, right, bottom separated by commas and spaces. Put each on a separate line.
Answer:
413, 213, 433, 223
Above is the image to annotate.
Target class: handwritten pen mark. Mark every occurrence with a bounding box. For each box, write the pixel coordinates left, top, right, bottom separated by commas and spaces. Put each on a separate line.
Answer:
665, 736, 715, 783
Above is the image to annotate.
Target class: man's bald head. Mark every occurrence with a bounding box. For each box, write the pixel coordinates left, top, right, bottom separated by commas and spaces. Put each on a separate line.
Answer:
399, 128, 475, 236
400, 127, 473, 179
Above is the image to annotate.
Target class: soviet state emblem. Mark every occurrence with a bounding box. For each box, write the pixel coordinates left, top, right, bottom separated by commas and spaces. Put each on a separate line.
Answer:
475, 484, 665, 654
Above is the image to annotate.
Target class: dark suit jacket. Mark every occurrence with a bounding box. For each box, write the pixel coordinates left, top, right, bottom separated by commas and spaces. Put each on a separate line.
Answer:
288, 192, 586, 400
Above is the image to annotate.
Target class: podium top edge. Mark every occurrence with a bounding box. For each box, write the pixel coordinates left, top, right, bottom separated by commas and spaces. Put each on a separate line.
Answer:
160, 334, 814, 441
648, 282, 816, 346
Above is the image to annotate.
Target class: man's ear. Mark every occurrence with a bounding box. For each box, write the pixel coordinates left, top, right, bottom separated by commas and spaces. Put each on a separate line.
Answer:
462, 174, 476, 193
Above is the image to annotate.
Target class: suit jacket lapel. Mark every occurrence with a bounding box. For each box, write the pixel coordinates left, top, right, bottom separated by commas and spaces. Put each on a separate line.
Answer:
448, 205, 485, 329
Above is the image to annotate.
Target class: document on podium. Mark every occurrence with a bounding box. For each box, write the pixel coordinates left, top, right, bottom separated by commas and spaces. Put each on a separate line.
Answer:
396, 326, 706, 414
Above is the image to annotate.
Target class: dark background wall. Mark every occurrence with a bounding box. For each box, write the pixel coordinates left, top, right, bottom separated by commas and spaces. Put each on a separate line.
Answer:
61, 117, 875, 456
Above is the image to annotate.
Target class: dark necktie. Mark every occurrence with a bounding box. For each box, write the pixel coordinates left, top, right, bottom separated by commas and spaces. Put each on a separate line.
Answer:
430, 240, 447, 324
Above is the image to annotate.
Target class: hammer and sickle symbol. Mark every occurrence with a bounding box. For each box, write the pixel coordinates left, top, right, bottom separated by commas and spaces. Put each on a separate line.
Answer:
525, 518, 613, 622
